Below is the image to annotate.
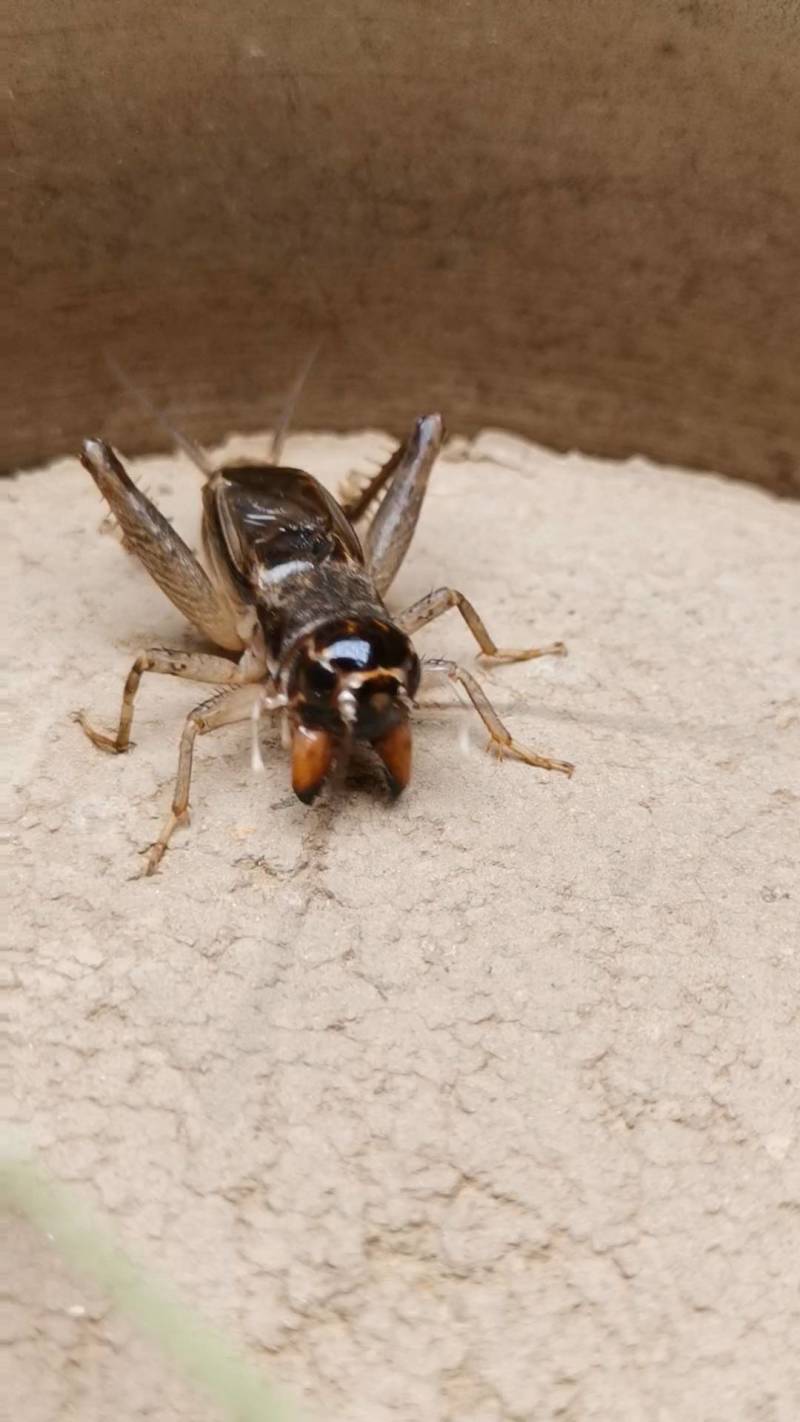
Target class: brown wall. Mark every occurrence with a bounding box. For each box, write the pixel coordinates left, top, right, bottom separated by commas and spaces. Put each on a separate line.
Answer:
7, 1, 800, 492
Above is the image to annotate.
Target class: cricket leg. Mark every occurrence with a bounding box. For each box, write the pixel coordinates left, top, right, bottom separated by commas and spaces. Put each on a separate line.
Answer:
80, 439, 244, 652
425, 658, 574, 776
146, 684, 263, 875
399, 587, 566, 665
337, 442, 406, 522
76, 650, 254, 754
362, 414, 445, 595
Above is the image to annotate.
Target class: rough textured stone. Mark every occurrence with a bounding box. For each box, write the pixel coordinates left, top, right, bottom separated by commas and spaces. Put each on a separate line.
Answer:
6, 429, 800, 1420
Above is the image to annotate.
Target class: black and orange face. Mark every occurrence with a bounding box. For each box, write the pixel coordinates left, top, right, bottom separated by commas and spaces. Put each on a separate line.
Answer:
285, 617, 421, 803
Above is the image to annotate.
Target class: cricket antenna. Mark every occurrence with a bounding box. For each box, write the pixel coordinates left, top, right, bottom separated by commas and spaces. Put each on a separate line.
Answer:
104, 355, 215, 478
269, 337, 323, 465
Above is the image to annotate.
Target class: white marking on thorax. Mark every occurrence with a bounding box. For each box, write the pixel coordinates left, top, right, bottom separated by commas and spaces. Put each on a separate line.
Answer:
257, 559, 313, 589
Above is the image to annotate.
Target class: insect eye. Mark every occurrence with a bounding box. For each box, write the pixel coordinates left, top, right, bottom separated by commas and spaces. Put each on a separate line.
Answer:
304, 658, 337, 698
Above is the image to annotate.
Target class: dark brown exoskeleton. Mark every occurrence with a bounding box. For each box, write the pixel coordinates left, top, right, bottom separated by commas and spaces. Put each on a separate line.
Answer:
77, 415, 573, 874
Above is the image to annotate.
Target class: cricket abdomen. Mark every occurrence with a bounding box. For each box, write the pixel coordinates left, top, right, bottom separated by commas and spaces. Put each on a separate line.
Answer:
203, 464, 364, 603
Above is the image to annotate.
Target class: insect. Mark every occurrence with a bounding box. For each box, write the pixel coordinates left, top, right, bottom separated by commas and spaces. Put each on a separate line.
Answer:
77, 414, 573, 874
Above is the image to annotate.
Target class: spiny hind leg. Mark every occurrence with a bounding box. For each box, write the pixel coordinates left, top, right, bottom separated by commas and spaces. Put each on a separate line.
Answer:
80, 439, 243, 652
399, 587, 566, 665
425, 658, 574, 776
338, 416, 444, 593
146, 684, 262, 876
363, 415, 444, 595
337, 442, 405, 522
76, 650, 250, 754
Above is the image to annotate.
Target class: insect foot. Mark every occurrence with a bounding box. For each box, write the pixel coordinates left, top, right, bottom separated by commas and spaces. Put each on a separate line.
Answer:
73, 710, 132, 755
477, 639, 567, 665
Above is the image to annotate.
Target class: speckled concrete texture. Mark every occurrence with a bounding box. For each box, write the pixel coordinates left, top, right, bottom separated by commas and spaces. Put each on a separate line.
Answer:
6, 430, 800, 1421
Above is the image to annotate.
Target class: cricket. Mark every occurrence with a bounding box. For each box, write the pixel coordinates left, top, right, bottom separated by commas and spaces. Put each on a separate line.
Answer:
77, 408, 574, 874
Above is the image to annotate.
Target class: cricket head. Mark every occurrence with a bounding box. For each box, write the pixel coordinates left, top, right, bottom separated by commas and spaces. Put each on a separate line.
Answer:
284, 617, 421, 803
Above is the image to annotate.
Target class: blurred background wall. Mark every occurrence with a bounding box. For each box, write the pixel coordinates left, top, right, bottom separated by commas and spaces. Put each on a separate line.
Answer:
7, 1, 799, 493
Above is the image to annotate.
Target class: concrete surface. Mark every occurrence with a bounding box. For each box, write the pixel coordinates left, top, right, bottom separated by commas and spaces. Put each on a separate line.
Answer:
6, 430, 800, 1421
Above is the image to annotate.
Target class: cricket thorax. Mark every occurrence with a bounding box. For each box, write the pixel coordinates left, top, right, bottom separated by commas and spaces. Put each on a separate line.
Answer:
258, 561, 387, 657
